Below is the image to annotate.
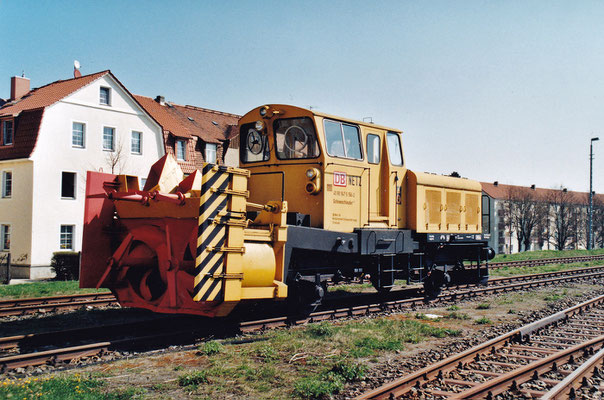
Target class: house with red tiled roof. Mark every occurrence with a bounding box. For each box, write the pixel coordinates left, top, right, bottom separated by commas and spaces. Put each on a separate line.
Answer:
0, 71, 164, 278
481, 181, 604, 254
133, 95, 240, 171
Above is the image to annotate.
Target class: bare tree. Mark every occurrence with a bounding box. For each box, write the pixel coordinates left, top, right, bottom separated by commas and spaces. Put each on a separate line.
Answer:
547, 188, 576, 250
500, 192, 517, 253
105, 139, 127, 174
504, 186, 548, 252
593, 197, 604, 248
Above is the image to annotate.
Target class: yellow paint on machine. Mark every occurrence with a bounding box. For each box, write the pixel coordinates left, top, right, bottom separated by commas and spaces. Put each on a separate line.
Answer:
193, 163, 287, 312
406, 170, 482, 233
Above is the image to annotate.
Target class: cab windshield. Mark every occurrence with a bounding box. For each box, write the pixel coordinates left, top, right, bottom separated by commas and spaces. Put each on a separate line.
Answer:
240, 123, 270, 163
273, 117, 320, 160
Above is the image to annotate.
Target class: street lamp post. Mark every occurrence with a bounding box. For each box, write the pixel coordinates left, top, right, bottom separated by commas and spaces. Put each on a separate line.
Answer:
589, 137, 599, 250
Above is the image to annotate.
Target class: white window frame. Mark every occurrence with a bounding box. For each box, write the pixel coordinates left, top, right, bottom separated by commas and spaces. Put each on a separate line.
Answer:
131, 131, 142, 155
100, 87, 111, 106
60, 225, 74, 250
72, 121, 86, 148
1, 171, 11, 198
2, 120, 13, 146
103, 126, 116, 151
205, 143, 217, 164
1, 224, 10, 251
176, 139, 186, 161
61, 171, 77, 199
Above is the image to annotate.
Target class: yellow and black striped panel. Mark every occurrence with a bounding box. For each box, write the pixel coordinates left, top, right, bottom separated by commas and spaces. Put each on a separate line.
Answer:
194, 164, 231, 302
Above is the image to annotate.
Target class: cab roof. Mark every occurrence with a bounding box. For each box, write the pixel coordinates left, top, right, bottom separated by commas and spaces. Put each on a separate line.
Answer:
243, 104, 402, 134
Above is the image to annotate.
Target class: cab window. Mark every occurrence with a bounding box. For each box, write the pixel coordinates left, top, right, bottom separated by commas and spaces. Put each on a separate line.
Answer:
241, 123, 270, 163
274, 117, 320, 160
366, 134, 380, 164
386, 132, 403, 166
324, 120, 363, 160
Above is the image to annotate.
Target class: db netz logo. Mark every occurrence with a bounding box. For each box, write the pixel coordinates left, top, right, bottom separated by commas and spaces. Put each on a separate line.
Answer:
333, 172, 347, 187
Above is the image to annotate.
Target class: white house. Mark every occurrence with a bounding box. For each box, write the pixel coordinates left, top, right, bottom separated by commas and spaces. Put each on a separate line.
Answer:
0, 70, 164, 278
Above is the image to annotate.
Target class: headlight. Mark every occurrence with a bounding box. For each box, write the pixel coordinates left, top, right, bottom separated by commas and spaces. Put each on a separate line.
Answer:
259, 106, 269, 117
255, 120, 265, 131
306, 168, 316, 179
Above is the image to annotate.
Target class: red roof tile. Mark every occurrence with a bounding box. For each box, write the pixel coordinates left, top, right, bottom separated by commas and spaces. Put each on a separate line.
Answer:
481, 182, 604, 205
0, 109, 44, 160
0, 71, 111, 160
0, 71, 109, 117
134, 95, 240, 144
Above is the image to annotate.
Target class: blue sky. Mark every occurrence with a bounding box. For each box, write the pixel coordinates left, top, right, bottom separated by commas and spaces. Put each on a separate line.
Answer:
1, 1, 603, 192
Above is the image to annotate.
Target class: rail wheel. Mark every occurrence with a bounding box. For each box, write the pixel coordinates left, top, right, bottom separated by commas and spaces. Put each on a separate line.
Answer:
423, 267, 450, 299
288, 279, 325, 316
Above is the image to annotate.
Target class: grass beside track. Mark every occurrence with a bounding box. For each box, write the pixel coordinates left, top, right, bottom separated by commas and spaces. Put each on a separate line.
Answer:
492, 248, 604, 263
489, 260, 603, 277
0, 280, 105, 300
0, 373, 141, 399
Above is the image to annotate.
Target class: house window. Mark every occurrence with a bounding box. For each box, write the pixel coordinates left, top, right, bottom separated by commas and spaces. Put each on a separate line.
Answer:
72, 122, 85, 148
2, 120, 13, 145
60, 225, 74, 250
176, 140, 186, 161
61, 172, 76, 199
131, 131, 142, 154
103, 127, 115, 151
2, 171, 11, 198
100, 87, 111, 105
1, 225, 10, 251
205, 143, 217, 164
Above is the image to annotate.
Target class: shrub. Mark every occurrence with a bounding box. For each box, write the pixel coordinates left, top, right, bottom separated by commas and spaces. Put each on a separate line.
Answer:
51, 252, 80, 281
476, 303, 491, 310
293, 375, 343, 399
178, 370, 209, 387
445, 312, 470, 320
306, 322, 336, 338
331, 360, 367, 382
475, 317, 492, 325
198, 340, 223, 356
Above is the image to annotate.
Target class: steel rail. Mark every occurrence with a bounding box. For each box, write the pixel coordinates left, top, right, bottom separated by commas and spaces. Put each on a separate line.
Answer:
0, 296, 117, 317
489, 254, 604, 269
542, 345, 604, 399
449, 336, 604, 399
0, 254, 601, 318
355, 295, 604, 400
3, 269, 604, 373
0, 292, 113, 309
242, 270, 604, 334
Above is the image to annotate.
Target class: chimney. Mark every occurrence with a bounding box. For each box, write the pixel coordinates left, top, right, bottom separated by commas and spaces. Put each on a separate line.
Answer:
530, 184, 536, 190
493, 181, 498, 186
10, 76, 30, 100
155, 95, 165, 106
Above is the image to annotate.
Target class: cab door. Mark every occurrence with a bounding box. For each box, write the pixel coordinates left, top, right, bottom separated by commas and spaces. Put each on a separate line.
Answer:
366, 131, 388, 225
382, 131, 407, 228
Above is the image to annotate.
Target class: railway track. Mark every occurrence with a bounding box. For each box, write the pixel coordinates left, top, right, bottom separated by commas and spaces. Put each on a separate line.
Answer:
0, 292, 115, 317
355, 295, 604, 399
2, 266, 604, 374
0, 253, 601, 318
488, 253, 604, 269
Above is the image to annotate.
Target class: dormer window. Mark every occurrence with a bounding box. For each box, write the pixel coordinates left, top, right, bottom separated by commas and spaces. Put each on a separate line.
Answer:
205, 143, 217, 164
2, 120, 13, 145
176, 140, 186, 161
100, 87, 111, 105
